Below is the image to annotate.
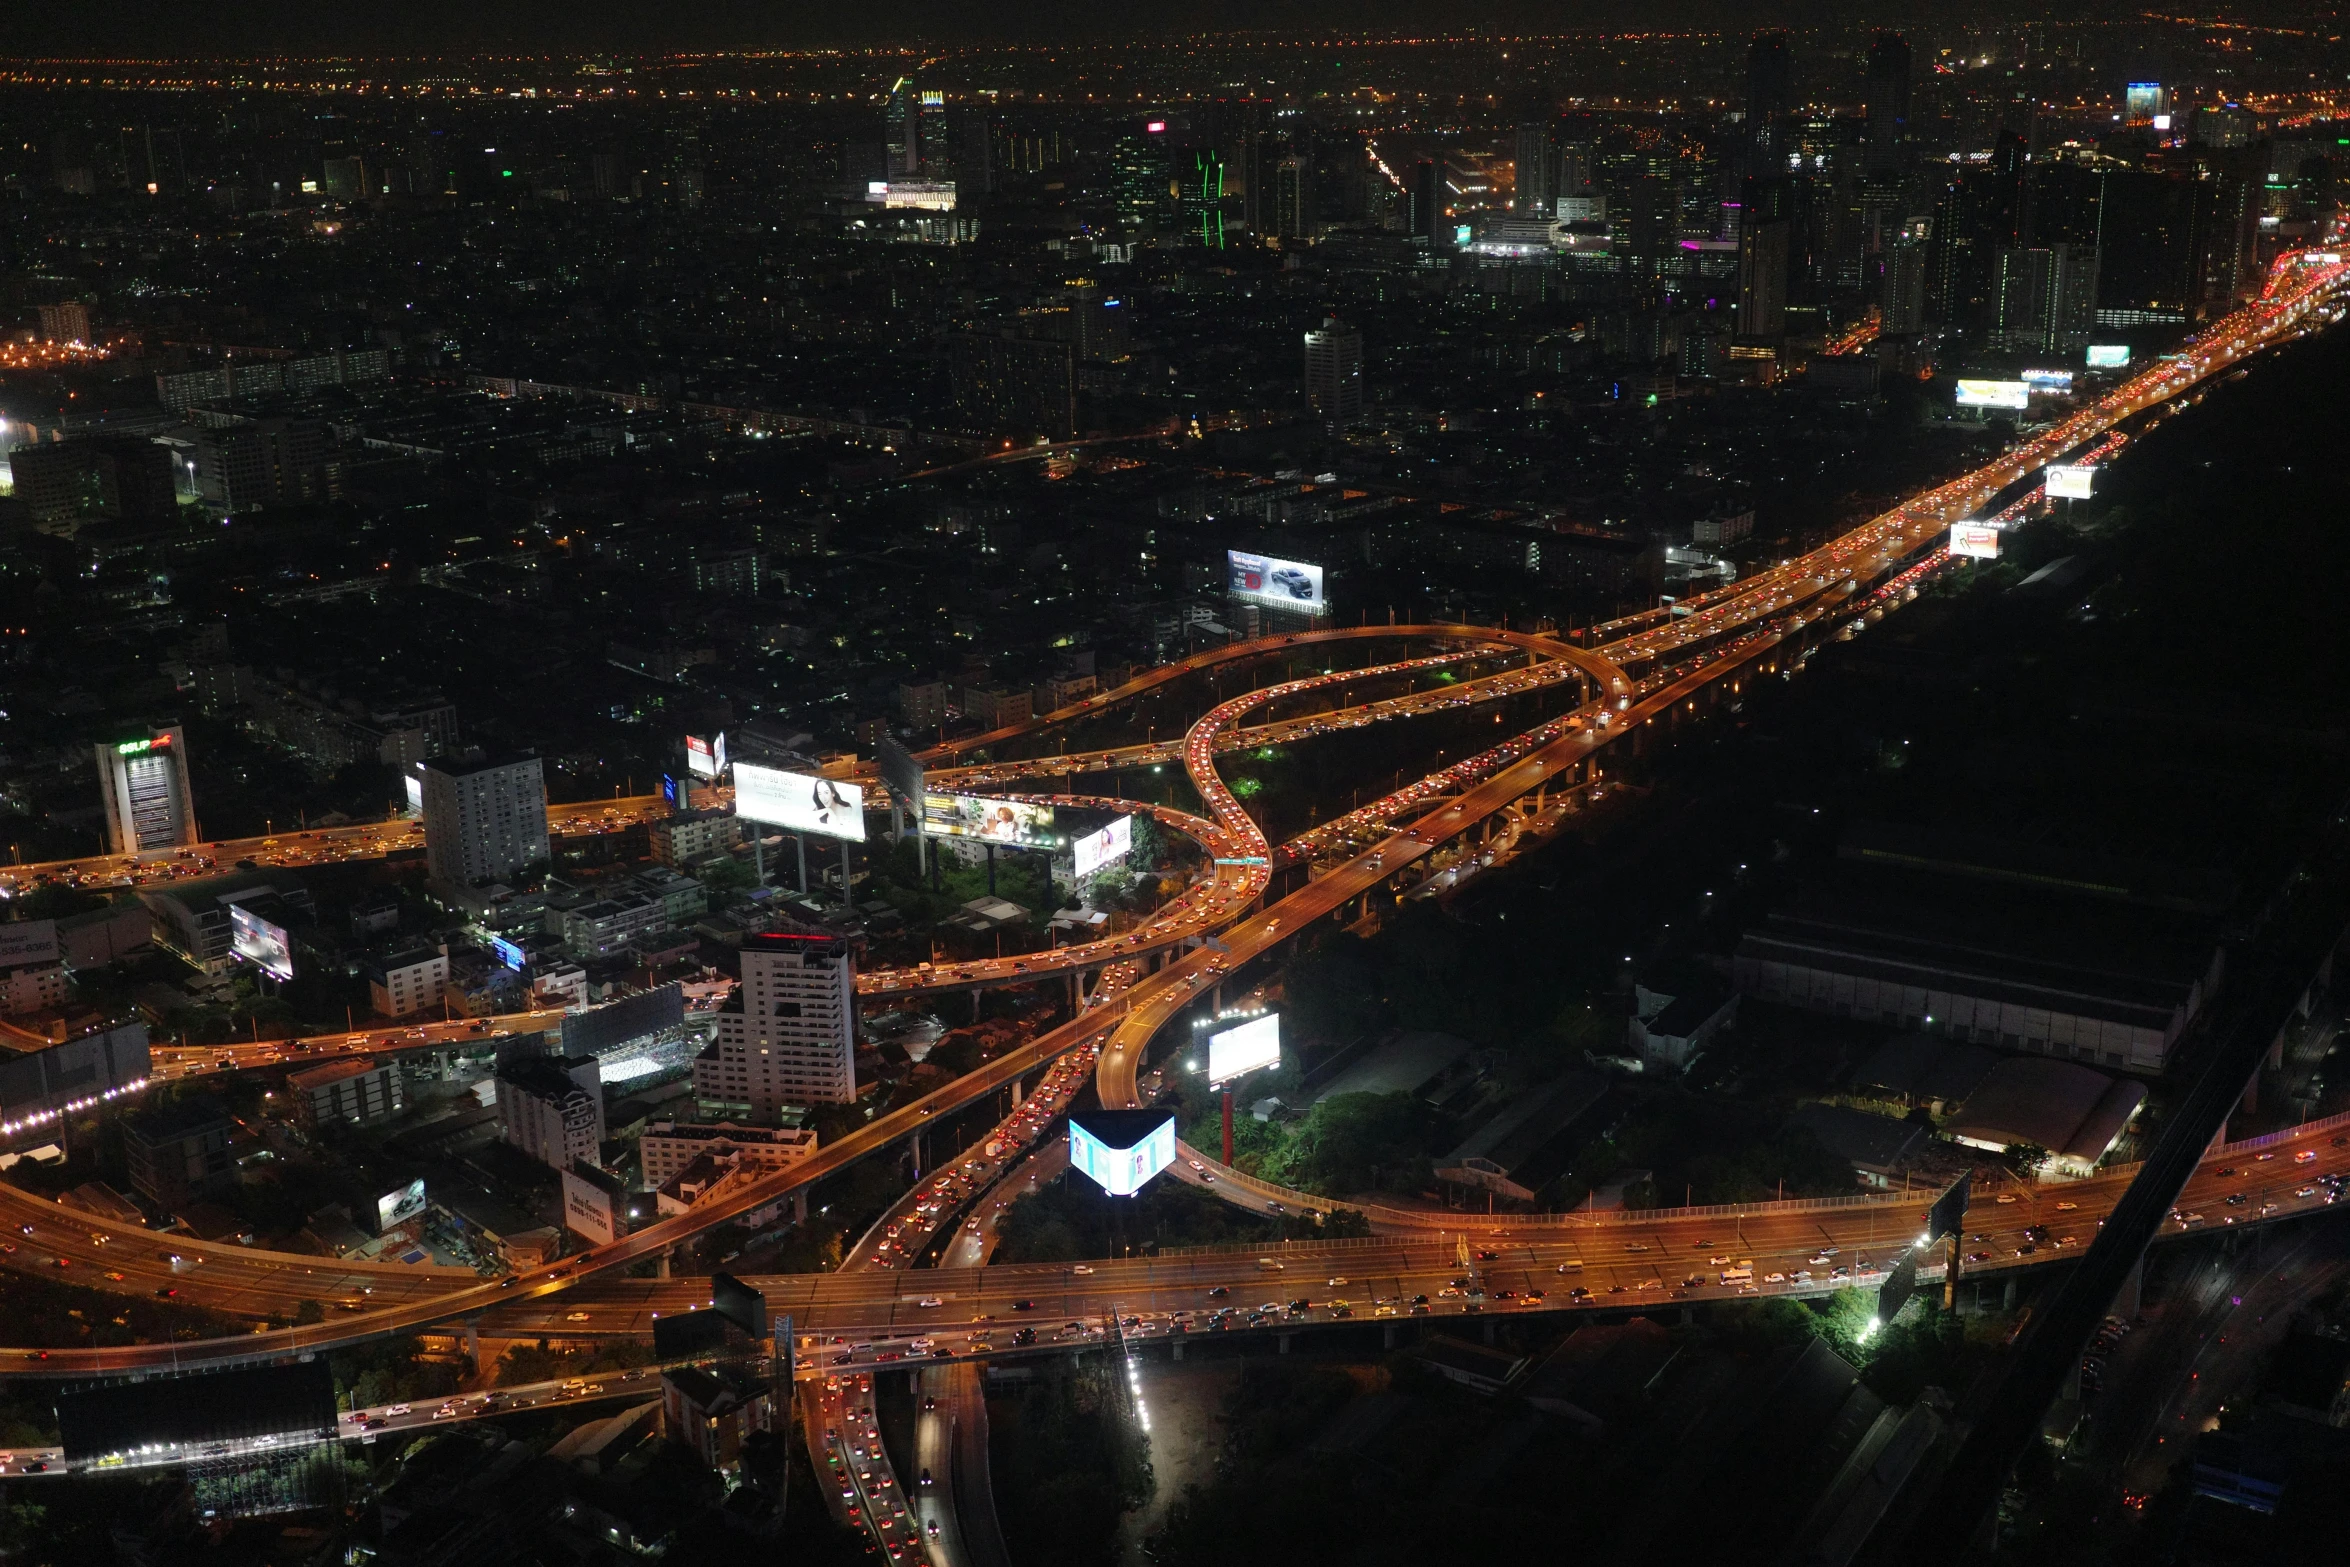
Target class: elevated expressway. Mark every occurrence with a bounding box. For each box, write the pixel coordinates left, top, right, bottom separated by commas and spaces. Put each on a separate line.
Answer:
1, 248, 2342, 1378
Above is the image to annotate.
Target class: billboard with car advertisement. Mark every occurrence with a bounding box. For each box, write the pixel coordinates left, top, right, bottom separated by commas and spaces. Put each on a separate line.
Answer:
229, 904, 295, 981
1227, 550, 1325, 611
734, 764, 867, 842
374, 1178, 427, 1233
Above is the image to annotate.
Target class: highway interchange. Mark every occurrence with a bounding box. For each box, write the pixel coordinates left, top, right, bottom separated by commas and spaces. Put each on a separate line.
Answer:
1, 244, 2346, 1553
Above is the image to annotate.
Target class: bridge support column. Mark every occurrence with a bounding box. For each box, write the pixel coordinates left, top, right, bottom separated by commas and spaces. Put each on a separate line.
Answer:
2003, 1277, 2018, 1313
657, 1247, 673, 1280
1481, 1320, 1496, 1346
790, 1189, 809, 1224
463, 1319, 479, 1367
1171, 1340, 1184, 1362
2114, 1253, 2145, 1321
1278, 1334, 1292, 1355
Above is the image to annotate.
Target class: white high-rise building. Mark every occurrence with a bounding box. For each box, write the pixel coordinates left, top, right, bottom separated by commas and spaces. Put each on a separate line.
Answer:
1303, 317, 1364, 428
420, 752, 549, 890
695, 933, 857, 1113
95, 725, 198, 856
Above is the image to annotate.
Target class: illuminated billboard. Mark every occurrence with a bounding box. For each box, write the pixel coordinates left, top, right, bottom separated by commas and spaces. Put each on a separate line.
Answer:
489, 934, 527, 971
374, 1178, 427, 1234
1954, 379, 2031, 411
2086, 344, 2131, 369
1948, 523, 2002, 560
1068, 1110, 1177, 1198
403, 768, 424, 816
229, 904, 295, 981
2021, 368, 2074, 392
686, 734, 719, 779
1073, 815, 1134, 878
561, 1167, 619, 1245
2044, 464, 2098, 500
1227, 550, 1325, 611
734, 764, 867, 842
1207, 1012, 1281, 1083
923, 793, 1060, 849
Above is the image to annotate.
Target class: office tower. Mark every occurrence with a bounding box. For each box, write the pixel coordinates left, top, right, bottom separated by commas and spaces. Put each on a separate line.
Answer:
1993, 244, 2098, 351
1303, 317, 1365, 428
1746, 31, 1795, 169
2094, 170, 2207, 320
321, 156, 369, 201
2124, 83, 2169, 126
95, 725, 198, 856
1882, 238, 1929, 334
696, 933, 857, 1113
420, 752, 549, 889
1181, 148, 1227, 247
1409, 158, 1442, 239
885, 78, 920, 177
947, 108, 994, 195
1273, 155, 1314, 242
1515, 121, 1558, 215
1069, 284, 1131, 361
1864, 33, 1911, 174
1557, 140, 1594, 205
1737, 219, 1792, 339
1109, 128, 1173, 233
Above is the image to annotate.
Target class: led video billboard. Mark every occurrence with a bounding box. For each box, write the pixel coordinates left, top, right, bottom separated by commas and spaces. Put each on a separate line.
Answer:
1948, 523, 2002, 560
2086, 344, 2131, 369
923, 793, 1059, 849
1954, 379, 2031, 411
1207, 1012, 1281, 1083
229, 904, 295, 981
2021, 368, 2074, 392
1227, 550, 1326, 611
734, 763, 867, 842
2044, 464, 2098, 500
1073, 815, 1134, 878
1069, 1110, 1177, 1197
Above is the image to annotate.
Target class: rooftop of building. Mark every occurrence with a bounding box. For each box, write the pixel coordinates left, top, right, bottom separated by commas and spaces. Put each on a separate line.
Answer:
285, 1055, 385, 1091
1942, 1057, 2147, 1164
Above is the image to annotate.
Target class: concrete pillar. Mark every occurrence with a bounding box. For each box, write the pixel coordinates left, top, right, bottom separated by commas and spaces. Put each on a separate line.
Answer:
2003, 1277, 2018, 1312
463, 1320, 479, 1365
1278, 1334, 1292, 1356
1171, 1339, 1185, 1362
657, 1247, 673, 1279
1481, 1320, 1496, 1346
2114, 1253, 2145, 1321
790, 1190, 809, 1224
1383, 1323, 1397, 1349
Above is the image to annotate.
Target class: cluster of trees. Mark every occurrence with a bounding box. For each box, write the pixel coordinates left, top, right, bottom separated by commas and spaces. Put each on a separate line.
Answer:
991, 1356, 1154, 1567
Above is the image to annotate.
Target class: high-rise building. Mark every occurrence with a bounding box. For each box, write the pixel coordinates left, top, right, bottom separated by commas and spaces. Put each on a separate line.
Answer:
947, 330, 1077, 439
36, 301, 91, 343
1110, 129, 1174, 234
420, 752, 549, 890
1993, 244, 2099, 352
1181, 148, 1227, 248
695, 933, 857, 1113
1864, 33, 1912, 174
1737, 219, 1792, 339
1408, 159, 1443, 239
1273, 155, 1314, 243
885, 78, 921, 177
193, 418, 332, 510
95, 725, 197, 857
1514, 121, 1558, 215
1303, 317, 1365, 428
1745, 32, 1795, 169
1882, 238, 1929, 335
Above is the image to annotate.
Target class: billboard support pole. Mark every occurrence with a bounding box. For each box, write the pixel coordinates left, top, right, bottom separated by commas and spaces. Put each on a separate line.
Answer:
986, 844, 997, 896
796, 835, 807, 894
840, 838, 852, 903
1222, 1090, 1234, 1166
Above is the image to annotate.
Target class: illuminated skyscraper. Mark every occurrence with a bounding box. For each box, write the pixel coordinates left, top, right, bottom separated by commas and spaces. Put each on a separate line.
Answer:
1864, 33, 1912, 174
95, 725, 197, 856
1745, 31, 1795, 169
1303, 317, 1364, 428
421, 751, 549, 889
696, 933, 857, 1113
1181, 148, 1227, 248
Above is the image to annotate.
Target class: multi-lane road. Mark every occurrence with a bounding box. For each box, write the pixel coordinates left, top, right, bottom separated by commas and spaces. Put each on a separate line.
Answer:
0, 243, 2342, 1381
